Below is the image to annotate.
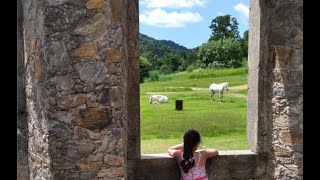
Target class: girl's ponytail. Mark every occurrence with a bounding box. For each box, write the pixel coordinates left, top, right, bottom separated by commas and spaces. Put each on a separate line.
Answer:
180, 129, 200, 173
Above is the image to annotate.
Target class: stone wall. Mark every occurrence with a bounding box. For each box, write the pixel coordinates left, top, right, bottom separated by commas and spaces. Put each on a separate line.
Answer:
18, 0, 302, 179
22, 0, 139, 179
141, 151, 266, 180
248, 0, 303, 179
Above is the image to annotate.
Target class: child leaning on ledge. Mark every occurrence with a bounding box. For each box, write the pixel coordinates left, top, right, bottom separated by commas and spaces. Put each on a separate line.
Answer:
168, 129, 219, 180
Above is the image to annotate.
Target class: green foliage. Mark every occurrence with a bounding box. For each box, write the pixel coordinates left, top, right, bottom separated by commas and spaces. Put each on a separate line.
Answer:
187, 67, 246, 79
160, 64, 172, 74
139, 33, 199, 75
139, 56, 152, 83
198, 38, 243, 68
241, 57, 248, 73
209, 15, 240, 41
161, 52, 183, 73
140, 67, 247, 85
187, 65, 194, 72
149, 70, 160, 81
139, 33, 189, 57
240, 30, 249, 58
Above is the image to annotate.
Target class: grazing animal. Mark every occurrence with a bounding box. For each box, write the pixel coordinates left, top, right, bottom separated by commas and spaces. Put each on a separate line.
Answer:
149, 95, 168, 104
209, 82, 229, 102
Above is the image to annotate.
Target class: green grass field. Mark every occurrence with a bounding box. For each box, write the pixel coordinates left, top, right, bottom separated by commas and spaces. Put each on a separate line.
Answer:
140, 67, 249, 153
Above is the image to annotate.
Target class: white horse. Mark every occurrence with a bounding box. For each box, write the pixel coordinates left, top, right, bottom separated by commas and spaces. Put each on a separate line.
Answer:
149, 95, 168, 104
209, 82, 229, 102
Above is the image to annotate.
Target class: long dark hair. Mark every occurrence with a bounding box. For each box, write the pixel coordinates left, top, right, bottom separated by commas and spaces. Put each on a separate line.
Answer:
181, 129, 201, 173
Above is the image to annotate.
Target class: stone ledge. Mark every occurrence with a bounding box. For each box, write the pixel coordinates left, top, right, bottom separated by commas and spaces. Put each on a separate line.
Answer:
140, 150, 266, 179
141, 150, 257, 159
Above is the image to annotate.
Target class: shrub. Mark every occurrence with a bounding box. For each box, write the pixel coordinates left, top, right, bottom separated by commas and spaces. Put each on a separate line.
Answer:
187, 65, 194, 72
149, 71, 160, 81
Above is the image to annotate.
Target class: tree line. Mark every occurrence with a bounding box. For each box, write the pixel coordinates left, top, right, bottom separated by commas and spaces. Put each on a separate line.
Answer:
140, 14, 248, 83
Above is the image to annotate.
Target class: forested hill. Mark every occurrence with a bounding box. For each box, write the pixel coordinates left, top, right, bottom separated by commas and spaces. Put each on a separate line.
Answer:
139, 33, 190, 57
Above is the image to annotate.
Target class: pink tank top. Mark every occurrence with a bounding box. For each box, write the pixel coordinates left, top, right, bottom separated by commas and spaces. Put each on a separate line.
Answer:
180, 152, 208, 180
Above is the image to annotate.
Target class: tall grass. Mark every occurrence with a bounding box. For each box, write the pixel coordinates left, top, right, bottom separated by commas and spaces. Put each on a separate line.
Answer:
144, 67, 248, 82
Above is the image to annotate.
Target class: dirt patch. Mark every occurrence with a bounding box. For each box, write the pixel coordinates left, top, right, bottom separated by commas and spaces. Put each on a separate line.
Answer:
146, 84, 247, 97
226, 93, 246, 98
191, 84, 247, 91
229, 84, 247, 90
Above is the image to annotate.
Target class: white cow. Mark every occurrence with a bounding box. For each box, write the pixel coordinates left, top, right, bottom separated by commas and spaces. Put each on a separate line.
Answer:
149, 95, 168, 104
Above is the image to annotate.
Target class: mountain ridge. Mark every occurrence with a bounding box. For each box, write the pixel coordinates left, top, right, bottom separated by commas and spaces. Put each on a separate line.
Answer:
139, 33, 191, 57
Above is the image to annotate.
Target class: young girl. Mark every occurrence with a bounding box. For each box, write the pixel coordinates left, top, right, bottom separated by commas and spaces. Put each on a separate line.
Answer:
168, 129, 219, 180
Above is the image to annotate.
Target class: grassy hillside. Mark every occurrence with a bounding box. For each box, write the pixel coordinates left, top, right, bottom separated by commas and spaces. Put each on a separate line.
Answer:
140, 67, 248, 153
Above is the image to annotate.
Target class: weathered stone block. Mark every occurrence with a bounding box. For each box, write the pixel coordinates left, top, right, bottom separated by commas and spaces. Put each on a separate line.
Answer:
55, 74, 75, 90
78, 160, 103, 172
73, 107, 112, 130
110, 0, 122, 23
73, 13, 107, 40
273, 116, 299, 129
280, 131, 303, 146
274, 46, 302, 69
98, 88, 110, 105
106, 48, 122, 62
104, 154, 124, 166
71, 43, 98, 60
86, 0, 105, 9
273, 69, 303, 84
54, 111, 74, 124
74, 61, 108, 86
97, 167, 124, 178
46, 41, 69, 74
56, 94, 87, 110
273, 145, 292, 156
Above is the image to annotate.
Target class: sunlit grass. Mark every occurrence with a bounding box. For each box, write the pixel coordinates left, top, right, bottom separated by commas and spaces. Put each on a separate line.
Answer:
140, 67, 248, 153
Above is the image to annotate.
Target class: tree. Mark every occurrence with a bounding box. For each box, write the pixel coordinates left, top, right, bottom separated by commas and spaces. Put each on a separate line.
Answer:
160, 52, 183, 74
240, 30, 249, 58
209, 15, 240, 41
197, 37, 243, 69
139, 56, 152, 83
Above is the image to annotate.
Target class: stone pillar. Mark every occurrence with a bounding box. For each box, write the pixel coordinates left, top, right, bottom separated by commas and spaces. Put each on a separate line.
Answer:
248, 0, 303, 179
123, 0, 141, 179
268, 0, 303, 179
23, 0, 138, 179
17, 0, 29, 179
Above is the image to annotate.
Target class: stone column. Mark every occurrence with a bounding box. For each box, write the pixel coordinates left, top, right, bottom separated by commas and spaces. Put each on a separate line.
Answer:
248, 0, 303, 179
17, 0, 29, 179
23, 0, 138, 179
267, 0, 303, 179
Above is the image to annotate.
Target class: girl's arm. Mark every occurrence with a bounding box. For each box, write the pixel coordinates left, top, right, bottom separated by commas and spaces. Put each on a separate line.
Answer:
204, 148, 219, 159
168, 143, 183, 158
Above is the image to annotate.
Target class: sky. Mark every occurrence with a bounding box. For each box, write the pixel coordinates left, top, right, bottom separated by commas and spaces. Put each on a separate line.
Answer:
139, 0, 250, 49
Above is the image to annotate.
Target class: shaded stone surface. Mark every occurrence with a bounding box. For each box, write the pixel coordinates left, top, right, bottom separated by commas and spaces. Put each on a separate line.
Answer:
73, 107, 112, 130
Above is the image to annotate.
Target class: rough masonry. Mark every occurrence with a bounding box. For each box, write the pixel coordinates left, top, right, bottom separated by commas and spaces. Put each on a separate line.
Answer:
17, 0, 302, 179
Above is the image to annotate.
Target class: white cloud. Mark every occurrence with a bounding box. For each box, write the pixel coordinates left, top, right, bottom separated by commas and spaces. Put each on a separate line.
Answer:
233, 3, 249, 19
234, 3, 249, 27
140, 8, 203, 28
217, 11, 225, 16
141, 0, 206, 9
